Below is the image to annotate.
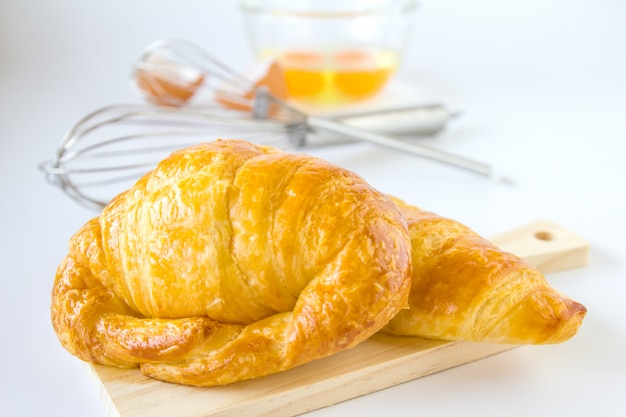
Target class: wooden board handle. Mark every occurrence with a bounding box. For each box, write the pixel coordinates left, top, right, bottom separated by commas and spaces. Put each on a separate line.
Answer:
490, 220, 590, 274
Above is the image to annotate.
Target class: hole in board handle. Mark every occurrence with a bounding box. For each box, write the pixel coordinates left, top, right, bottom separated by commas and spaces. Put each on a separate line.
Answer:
534, 231, 553, 241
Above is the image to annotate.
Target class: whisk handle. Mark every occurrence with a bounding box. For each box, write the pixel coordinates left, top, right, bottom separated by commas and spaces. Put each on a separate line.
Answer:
306, 116, 494, 179
334, 104, 456, 136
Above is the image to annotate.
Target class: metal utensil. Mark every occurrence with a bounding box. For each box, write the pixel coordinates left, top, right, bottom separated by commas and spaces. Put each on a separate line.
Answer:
132, 38, 497, 177
39, 101, 462, 210
40, 39, 507, 210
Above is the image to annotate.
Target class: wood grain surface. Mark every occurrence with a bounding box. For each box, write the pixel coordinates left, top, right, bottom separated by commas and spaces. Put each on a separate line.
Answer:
86, 220, 590, 417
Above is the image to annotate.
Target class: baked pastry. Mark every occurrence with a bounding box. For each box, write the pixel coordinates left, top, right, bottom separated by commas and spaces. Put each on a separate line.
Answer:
51, 139, 586, 387
383, 198, 586, 344
51, 139, 412, 386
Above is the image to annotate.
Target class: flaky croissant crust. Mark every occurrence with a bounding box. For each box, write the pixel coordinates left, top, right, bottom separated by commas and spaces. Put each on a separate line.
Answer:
51, 139, 586, 387
383, 199, 586, 344
51, 139, 412, 386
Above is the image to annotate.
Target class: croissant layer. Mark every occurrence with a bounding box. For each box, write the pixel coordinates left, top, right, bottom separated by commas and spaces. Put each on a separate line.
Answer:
51, 140, 412, 385
383, 198, 586, 344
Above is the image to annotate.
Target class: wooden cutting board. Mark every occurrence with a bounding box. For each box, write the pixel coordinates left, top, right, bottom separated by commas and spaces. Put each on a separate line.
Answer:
86, 220, 589, 417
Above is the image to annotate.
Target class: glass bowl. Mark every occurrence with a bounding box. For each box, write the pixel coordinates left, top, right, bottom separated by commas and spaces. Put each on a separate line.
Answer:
239, 0, 418, 104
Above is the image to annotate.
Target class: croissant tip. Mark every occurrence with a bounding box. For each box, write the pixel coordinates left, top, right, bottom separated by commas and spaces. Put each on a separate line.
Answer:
542, 298, 587, 344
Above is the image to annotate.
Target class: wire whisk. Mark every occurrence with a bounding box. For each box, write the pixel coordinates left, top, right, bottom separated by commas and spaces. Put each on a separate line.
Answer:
40, 38, 503, 211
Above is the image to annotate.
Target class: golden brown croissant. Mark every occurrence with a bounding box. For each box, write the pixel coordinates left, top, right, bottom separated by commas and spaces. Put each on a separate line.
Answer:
384, 198, 586, 344
52, 139, 586, 387
51, 139, 412, 386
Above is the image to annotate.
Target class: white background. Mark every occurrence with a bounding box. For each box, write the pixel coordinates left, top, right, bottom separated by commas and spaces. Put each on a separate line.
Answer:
1, 1, 625, 416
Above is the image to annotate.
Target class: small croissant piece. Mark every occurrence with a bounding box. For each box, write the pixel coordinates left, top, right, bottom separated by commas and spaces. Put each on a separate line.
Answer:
51, 139, 412, 386
383, 198, 586, 344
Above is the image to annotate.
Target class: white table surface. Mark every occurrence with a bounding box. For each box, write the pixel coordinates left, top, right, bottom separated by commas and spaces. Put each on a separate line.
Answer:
1, 1, 625, 416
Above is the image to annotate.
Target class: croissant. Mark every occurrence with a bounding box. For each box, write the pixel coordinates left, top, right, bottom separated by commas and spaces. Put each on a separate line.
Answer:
51, 139, 412, 386
384, 198, 586, 344
51, 139, 586, 387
